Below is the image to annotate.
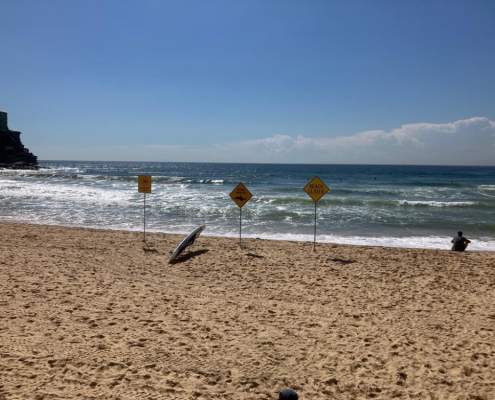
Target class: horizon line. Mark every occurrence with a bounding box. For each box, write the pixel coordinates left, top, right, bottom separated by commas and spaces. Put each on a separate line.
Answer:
38, 159, 495, 168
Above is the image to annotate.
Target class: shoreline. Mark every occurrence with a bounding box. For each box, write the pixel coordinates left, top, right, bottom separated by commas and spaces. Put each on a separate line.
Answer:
1, 222, 495, 399
1, 219, 494, 252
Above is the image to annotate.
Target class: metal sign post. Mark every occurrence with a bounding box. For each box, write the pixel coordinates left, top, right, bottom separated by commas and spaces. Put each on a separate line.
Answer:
314, 200, 317, 250
138, 175, 152, 243
229, 182, 252, 248
304, 176, 330, 251
143, 193, 147, 243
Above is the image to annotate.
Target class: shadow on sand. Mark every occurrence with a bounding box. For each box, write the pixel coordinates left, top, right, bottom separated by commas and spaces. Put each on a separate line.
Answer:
329, 257, 355, 265
169, 249, 209, 264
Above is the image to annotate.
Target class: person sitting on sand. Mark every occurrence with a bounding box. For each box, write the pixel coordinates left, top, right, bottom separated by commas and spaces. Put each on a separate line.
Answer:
451, 231, 471, 252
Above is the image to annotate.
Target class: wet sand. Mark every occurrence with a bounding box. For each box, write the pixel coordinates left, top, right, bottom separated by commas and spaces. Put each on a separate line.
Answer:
1, 222, 494, 399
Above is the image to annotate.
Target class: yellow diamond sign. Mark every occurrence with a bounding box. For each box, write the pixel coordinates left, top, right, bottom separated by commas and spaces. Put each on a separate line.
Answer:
304, 176, 330, 202
138, 175, 152, 193
230, 182, 252, 208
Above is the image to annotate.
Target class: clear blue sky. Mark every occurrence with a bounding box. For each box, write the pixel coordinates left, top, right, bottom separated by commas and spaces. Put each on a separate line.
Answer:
1, 0, 494, 163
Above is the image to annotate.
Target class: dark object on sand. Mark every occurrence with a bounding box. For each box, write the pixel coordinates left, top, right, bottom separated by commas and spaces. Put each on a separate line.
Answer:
330, 257, 355, 265
451, 231, 471, 252
0, 111, 38, 169
279, 388, 298, 400
169, 225, 205, 263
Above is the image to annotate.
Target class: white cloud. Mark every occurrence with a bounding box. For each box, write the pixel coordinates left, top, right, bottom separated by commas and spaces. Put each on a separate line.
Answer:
38, 116, 495, 165
217, 116, 495, 165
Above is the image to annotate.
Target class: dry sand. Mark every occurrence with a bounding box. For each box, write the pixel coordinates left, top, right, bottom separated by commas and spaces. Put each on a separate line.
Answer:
0, 222, 494, 400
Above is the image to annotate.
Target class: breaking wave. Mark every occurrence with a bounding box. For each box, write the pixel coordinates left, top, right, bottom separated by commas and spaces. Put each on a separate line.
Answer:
397, 200, 477, 207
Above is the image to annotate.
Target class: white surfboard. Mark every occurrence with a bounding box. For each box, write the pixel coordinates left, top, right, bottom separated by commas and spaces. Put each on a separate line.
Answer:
169, 225, 206, 263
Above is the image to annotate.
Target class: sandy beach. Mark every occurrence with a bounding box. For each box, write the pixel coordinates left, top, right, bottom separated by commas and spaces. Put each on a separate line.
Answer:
0, 222, 494, 399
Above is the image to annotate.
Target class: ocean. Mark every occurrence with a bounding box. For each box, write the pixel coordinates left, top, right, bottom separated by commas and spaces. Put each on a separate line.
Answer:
1, 161, 494, 250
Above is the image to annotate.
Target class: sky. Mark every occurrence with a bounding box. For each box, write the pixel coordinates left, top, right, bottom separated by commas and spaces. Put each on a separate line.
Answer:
1, 0, 494, 164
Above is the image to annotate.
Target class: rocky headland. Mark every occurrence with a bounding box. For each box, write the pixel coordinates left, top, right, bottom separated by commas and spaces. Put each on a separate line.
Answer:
0, 111, 38, 169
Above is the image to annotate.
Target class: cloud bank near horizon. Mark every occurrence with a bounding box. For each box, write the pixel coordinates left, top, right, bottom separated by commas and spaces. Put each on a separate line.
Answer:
40, 116, 495, 165
228, 116, 495, 165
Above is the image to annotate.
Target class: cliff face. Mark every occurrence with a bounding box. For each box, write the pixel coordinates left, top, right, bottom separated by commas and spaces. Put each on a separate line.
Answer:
0, 111, 38, 169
